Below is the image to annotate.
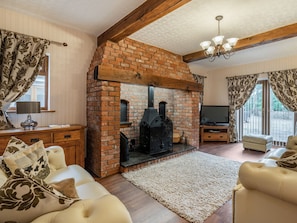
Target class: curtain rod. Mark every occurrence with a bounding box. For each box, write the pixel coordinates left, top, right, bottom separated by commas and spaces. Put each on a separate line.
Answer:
1, 28, 68, 47
50, 40, 68, 47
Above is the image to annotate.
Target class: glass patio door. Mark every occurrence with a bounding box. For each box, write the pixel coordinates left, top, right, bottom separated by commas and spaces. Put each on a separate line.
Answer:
239, 80, 295, 145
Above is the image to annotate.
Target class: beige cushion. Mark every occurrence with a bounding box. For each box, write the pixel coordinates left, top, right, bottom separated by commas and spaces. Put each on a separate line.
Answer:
4, 140, 50, 179
45, 146, 67, 171
50, 178, 79, 199
0, 136, 28, 176
0, 169, 78, 223
286, 135, 297, 151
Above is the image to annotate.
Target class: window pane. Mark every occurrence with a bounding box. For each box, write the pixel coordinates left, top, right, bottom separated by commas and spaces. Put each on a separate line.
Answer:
19, 89, 32, 101
35, 76, 45, 107
9, 75, 46, 108
270, 89, 294, 143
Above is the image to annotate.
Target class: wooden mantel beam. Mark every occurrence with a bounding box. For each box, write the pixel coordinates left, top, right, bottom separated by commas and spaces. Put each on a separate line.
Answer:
97, 0, 191, 46
95, 65, 202, 92
183, 23, 297, 63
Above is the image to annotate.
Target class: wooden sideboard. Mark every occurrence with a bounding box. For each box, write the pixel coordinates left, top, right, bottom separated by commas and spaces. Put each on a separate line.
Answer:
0, 125, 85, 167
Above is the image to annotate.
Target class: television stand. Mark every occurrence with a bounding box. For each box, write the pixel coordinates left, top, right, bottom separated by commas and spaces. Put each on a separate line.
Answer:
200, 125, 229, 143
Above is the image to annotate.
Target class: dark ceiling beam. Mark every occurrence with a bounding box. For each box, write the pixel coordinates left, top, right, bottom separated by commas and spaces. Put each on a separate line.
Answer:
183, 23, 297, 63
97, 0, 191, 46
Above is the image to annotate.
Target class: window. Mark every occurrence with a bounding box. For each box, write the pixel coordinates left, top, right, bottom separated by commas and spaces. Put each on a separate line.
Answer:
10, 55, 49, 110
239, 80, 295, 145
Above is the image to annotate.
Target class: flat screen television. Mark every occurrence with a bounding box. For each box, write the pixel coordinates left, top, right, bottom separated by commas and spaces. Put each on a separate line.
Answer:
200, 105, 229, 126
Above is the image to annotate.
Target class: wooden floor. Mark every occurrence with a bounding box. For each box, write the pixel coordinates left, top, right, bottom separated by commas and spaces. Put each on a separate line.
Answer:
97, 142, 265, 223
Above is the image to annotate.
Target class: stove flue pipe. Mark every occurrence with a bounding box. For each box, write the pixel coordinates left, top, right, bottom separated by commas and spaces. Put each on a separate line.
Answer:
148, 85, 154, 108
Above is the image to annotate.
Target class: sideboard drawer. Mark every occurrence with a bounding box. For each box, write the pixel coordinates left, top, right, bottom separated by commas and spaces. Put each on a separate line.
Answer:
53, 130, 81, 143
16, 133, 52, 145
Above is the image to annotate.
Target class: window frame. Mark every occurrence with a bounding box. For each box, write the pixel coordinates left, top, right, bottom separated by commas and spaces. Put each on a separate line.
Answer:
37, 54, 49, 110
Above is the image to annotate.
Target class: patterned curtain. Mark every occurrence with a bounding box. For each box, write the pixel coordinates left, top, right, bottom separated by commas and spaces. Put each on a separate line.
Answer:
0, 30, 50, 129
268, 68, 297, 112
226, 74, 259, 142
192, 74, 205, 104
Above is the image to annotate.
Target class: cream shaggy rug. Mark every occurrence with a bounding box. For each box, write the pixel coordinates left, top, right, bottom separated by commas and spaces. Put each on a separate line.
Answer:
122, 151, 241, 223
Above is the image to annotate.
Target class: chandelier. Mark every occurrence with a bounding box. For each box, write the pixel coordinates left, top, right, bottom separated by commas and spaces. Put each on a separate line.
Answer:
200, 15, 238, 62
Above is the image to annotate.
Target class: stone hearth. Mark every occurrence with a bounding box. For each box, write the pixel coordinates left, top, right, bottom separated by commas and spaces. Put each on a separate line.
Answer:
120, 143, 197, 172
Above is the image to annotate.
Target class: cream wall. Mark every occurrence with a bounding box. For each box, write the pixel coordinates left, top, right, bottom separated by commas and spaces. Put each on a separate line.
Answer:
0, 7, 97, 128
189, 55, 297, 105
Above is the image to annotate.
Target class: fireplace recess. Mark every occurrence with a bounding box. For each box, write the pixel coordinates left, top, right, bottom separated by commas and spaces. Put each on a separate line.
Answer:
139, 86, 173, 155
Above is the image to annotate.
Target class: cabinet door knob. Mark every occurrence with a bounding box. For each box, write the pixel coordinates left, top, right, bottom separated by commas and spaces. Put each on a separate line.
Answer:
64, 134, 71, 139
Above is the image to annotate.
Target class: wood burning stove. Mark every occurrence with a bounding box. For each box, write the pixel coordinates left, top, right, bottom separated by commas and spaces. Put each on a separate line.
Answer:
139, 86, 173, 155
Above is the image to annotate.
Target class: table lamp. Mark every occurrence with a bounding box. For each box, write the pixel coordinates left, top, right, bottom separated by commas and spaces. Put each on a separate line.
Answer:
16, 101, 40, 130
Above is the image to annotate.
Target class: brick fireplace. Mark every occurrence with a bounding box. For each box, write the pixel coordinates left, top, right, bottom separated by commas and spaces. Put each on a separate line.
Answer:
86, 38, 201, 178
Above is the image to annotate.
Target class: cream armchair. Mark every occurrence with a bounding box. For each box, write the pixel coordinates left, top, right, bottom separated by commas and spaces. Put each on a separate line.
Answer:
233, 135, 297, 223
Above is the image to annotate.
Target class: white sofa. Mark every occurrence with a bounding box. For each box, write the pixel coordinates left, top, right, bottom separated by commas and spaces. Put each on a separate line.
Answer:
233, 136, 297, 223
0, 145, 133, 223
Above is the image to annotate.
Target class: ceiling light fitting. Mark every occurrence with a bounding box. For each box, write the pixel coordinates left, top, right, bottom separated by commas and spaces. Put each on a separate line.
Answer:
200, 15, 238, 62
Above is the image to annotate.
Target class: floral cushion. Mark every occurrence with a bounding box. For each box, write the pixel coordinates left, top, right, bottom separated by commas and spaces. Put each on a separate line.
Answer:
0, 169, 78, 223
0, 136, 28, 176
276, 151, 297, 171
3, 140, 50, 179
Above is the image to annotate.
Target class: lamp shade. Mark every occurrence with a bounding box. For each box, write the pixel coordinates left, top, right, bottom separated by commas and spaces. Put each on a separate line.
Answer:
16, 101, 40, 114
200, 41, 211, 50
212, 35, 224, 46
223, 43, 232, 52
227, 38, 239, 47
206, 46, 215, 55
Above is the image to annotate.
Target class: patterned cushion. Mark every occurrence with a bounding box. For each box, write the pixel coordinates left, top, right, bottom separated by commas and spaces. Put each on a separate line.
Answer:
276, 152, 297, 170
0, 169, 78, 223
280, 150, 297, 159
0, 136, 28, 176
4, 140, 50, 179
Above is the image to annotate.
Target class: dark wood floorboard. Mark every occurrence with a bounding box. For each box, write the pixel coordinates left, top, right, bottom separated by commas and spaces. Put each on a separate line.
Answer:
97, 142, 266, 223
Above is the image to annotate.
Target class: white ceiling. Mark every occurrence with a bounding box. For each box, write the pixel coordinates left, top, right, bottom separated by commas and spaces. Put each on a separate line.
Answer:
1, 0, 297, 70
